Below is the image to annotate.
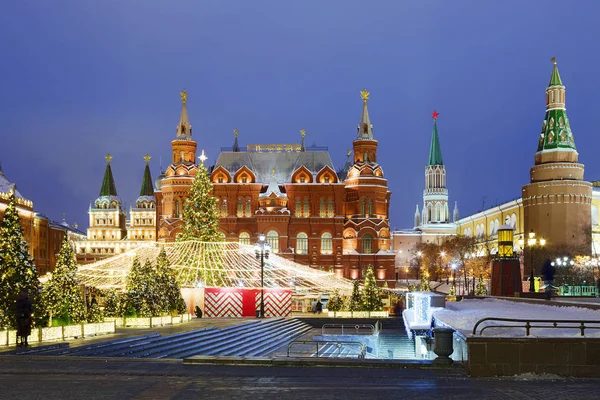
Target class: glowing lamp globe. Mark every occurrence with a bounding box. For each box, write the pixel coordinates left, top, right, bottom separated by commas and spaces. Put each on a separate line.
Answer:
497, 224, 514, 258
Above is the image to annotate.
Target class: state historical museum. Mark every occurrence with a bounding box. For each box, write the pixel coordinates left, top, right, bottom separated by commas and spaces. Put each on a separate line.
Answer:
155, 89, 395, 283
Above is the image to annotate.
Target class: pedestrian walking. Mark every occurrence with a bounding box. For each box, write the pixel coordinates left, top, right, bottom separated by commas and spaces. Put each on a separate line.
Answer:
15, 290, 33, 347
316, 300, 323, 314
541, 259, 556, 300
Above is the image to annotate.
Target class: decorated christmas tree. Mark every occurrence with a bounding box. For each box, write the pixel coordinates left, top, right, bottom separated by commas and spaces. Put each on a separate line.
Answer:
177, 162, 224, 242
347, 279, 363, 311
41, 237, 87, 324
123, 257, 151, 317
176, 161, 227, 287
0, 192, 39, 328
103, 288, 120, 317
327, 290, 343, 312
475, 277, 488, 296
361, 266, 383, 311
156, 247, 187, 314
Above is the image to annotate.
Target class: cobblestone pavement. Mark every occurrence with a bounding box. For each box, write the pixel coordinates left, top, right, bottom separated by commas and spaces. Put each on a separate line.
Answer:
1, 356, 599, 400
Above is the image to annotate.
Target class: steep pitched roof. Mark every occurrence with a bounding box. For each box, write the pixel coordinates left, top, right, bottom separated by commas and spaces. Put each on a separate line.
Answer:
428, 116, 444, 166
99, 155, 118, 197
139, 158, 154, 197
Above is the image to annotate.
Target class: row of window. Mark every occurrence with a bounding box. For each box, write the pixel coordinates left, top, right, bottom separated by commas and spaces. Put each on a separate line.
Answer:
133, 218, 154, 226
238, 232, 375, 254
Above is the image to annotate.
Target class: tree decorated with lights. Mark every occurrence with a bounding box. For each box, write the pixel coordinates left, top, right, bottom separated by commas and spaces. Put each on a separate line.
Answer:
123, 257, 152, 317
327, 290, 343, 312
176, 157, 227, 287
347, 279, 363, 311
0, 193, 39, 328
103, 288, 120, 317
156, 247, 186, 314
41, 237, 87, 324
475, 277, 488, 296
362, 265, 383, 311
177, 160, 224, 242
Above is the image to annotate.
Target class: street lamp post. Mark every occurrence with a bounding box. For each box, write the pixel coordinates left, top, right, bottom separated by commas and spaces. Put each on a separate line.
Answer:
523, 230, 546, 293
254, 233, 271, 318
451, 263, 457, 293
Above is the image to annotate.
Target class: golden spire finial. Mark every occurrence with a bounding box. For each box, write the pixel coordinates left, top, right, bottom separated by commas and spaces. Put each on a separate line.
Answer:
143, 154, 151, 164
300, 129, 306, 138
234, 129, 239, 137
347, 149, 352, 157
105, 154, 112, 164
180, 89, 188, 104
360, 88, 370, 103
271, 168, 275, 177
551, 56, 557, 65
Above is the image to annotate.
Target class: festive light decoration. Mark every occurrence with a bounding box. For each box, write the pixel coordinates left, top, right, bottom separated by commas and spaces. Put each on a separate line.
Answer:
361, 266, 383, 311
0, 193, 39, 328
77, 240, 354, 295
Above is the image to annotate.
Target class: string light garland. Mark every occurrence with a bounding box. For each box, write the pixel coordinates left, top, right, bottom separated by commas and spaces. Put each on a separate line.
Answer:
77, 240, 354, 295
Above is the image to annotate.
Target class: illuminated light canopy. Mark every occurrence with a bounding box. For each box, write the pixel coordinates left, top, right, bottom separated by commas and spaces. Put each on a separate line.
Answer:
77, 240, 353, 295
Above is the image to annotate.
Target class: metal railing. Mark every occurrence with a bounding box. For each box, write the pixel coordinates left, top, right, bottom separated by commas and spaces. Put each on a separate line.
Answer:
559, 285, 599, 297
287, 340, 367, 358
321, 322, 380, 336
472, 317, 600, 336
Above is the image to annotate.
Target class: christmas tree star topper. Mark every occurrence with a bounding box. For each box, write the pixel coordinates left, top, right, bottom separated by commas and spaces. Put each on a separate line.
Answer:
198, 150, 207, 164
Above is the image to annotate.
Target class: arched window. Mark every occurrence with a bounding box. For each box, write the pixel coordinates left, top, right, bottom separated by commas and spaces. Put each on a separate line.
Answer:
237, 198, 243, 217
367, 200, 373, 217
221, 199, 228, 217
360, 200, 366, 217
295, 198, 301, 217
175, 200, 180, 218
319, 198, 326, 217
362, 234, 373, 254
328, 198, 334, 217
303, 198, 310, 217
239, 232, 250, 245
296, 232, 308, 254
245, 198, 251, 216
489, 220, 495, 236
321, 232, 333, 254
592, 205, 599, 227
511, 213, 517, 230
267, 230, 279, 253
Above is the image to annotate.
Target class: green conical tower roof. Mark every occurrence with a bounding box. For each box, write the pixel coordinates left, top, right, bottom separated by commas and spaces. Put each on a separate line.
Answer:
537, 60, 576, 153
549, 58, 563, 86
139, 155, 154, 196
428, 111, 443, 166
99, 154, 118, 197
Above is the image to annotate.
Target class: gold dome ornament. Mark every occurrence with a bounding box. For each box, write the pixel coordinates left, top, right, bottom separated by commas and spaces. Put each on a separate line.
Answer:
105, 154, 113, 164
180, 89, 188, 104
360, 88, 370, 103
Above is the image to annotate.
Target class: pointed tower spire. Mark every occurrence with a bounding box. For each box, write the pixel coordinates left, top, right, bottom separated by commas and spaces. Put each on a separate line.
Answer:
357, 88, 373, 139
99, 154, 118, 197
549, 57, 563, 86
139, 154, 154, 196
414, 204, 421, 228
453, 201, 459, 223
537, 57, 576, 155
176, 89, 192, 138
428, 111, 443, 166
300, 129, 306, 152
232, 129, 240, 152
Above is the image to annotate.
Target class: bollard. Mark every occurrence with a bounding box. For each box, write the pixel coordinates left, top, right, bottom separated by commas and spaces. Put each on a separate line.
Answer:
433, 327, 454, 365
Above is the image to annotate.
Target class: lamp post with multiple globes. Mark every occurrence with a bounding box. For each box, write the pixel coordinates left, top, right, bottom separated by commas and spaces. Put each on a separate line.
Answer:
253, 233, 271, 318
518, 230, 546, 293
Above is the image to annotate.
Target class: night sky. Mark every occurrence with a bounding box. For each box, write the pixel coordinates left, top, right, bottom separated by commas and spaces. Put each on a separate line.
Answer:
1, 1, 599, 231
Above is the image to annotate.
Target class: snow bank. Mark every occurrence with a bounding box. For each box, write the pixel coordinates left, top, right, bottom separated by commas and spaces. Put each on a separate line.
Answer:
433, 298, 600, 338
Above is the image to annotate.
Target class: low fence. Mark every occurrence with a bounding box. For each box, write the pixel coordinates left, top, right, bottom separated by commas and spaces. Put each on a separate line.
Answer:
103, 314, 192, 328
558, 285, 599, 297
472, 317, 600, 337
327, 311, 388, 318
1, 321, 116, 346
287, 340, 367, 358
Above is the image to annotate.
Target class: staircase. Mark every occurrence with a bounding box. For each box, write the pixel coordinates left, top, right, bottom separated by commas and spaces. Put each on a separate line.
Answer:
377, 334, 416, 359
16, 318, 313, 359
295, 317, 405, 331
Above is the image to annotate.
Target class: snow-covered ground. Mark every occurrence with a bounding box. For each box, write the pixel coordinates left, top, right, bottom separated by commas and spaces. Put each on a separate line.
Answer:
433, 298, 600, 338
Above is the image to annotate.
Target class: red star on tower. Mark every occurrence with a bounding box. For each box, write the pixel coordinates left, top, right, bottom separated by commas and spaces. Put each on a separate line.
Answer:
431, 110, 439, 120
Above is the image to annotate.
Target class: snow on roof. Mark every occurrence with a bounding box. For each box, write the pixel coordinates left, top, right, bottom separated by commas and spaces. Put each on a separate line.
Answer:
434, 298, 600, 338
0, 169, 24, 199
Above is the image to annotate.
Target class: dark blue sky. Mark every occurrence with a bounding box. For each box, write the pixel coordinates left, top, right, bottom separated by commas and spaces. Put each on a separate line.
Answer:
1, 0, 599, 230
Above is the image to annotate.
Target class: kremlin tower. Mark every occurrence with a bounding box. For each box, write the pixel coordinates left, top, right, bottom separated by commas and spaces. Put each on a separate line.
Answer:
128, 155, 157, 241
522, 59, 592, 257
